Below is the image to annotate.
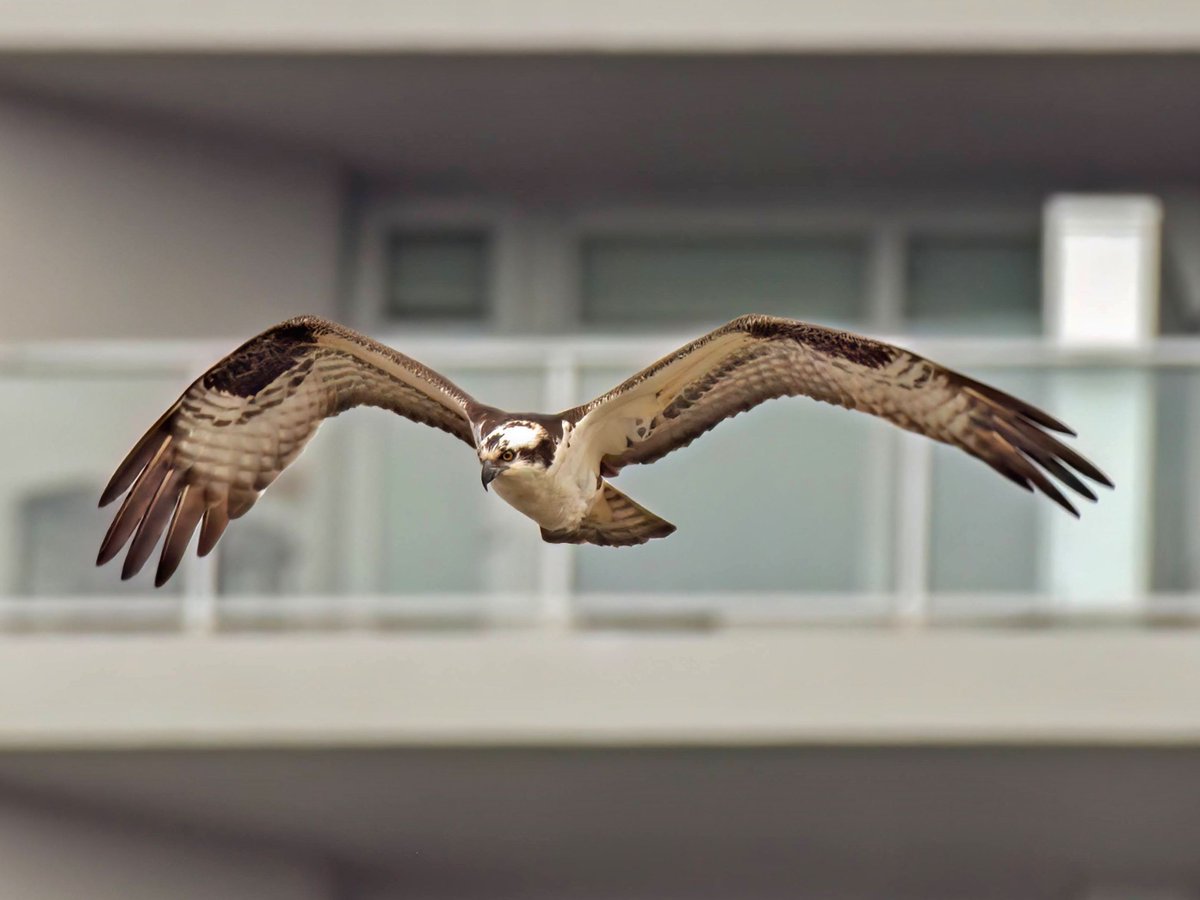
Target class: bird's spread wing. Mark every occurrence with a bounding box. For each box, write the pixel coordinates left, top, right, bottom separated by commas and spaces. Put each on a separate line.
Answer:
562, 314, 1112, 513
98, 316, 480, 586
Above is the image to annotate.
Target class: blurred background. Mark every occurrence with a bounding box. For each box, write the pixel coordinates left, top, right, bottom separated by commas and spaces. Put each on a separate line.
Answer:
3, 2, 1200, 898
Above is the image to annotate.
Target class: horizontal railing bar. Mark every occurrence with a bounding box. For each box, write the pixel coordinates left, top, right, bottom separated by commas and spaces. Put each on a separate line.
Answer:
2, 593, 1200, 623
7, 334, 1200, 374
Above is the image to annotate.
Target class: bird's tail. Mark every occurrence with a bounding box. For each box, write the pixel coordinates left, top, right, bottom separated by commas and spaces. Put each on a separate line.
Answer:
540, 482, 676, 547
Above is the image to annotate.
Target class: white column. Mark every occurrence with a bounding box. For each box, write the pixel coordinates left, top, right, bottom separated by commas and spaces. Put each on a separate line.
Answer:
1042, 195, 1160, 610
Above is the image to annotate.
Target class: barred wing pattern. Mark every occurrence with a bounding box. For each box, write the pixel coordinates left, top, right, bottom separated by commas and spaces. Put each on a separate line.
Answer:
97, 316, 479, 586
565, 315, 1111, 513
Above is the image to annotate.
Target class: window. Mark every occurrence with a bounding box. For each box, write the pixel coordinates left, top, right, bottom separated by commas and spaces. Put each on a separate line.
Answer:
1160, 240, 1200, 335
926, 368, 1047, 610
572, 366, 887, 602
577, 229, 1040, 335
905, 236, 1041, 336
580, 235, 868, 327
16, 483, 176, 596
375, 366, 545, 597
217, 521, 297, 595
928, 433, 1041, 596
365, 203, 1042, 337
1152, 368, 1200, 592
384, 231, 490, 321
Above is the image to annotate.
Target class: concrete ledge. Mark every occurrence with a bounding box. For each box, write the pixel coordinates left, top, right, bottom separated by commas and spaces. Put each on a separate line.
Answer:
4, 1, 1200, 53
0, 630, 1198, 748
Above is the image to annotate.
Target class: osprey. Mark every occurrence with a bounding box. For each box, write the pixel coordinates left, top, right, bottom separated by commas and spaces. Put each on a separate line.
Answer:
97, 315, 1112, 587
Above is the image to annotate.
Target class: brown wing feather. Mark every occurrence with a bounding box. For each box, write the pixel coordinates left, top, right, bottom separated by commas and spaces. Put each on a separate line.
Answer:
564, 315, 1112, 516
98, 316, 481, 586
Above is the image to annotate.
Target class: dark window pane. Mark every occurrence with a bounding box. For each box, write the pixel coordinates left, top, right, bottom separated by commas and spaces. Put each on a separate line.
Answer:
573, 367, 885, 598
217, 522, 296, 595
0, 373, 190, 599
581, 236, 868, 326
905, 236, 1041, 335
928, 447, 1041, 595
377, 368, 544, 596
1159, 241, 1200, 335
18, 483, 178, 597
385, 231, 489, 320
1152, 368, 1200, 591
928, 370, 1044, 598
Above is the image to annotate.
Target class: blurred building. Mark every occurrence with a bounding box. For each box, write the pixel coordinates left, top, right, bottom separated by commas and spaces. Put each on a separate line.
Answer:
3, 2, 1200, 898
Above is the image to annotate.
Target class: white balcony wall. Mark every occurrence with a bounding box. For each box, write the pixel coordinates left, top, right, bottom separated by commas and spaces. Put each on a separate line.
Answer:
0, 95, 341, 342
4, 0, 1200, 52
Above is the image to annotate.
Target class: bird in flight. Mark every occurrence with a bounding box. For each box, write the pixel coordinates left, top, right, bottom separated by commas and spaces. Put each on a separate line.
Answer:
97, 315, 1111, 587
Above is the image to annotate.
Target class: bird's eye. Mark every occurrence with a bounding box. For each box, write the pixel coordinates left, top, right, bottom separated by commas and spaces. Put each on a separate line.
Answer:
501, 450, 516, 462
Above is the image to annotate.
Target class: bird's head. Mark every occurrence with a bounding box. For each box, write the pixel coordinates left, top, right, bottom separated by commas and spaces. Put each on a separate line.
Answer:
478, 421, 556, 490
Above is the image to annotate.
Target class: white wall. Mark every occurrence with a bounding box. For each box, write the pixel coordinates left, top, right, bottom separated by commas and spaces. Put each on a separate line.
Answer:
0, 95, 341, 342
2, 632, 1200, 747
0, 793, 327, 900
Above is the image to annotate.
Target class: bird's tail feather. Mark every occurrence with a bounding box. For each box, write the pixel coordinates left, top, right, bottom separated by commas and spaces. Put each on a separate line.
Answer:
540, 482, 676, 547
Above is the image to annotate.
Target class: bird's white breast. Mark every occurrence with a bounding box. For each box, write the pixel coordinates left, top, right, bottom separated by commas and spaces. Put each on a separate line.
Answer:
492, 464, 595, 532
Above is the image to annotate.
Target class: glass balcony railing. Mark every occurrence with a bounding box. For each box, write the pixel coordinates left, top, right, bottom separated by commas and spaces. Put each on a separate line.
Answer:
1, 334, 1196, 633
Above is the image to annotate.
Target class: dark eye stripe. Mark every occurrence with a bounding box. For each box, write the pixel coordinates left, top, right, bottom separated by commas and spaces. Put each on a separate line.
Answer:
525, 440, 556, 467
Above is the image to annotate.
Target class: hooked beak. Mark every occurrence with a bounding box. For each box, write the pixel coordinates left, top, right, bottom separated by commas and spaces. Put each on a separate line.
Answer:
480, 461, 501, 491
